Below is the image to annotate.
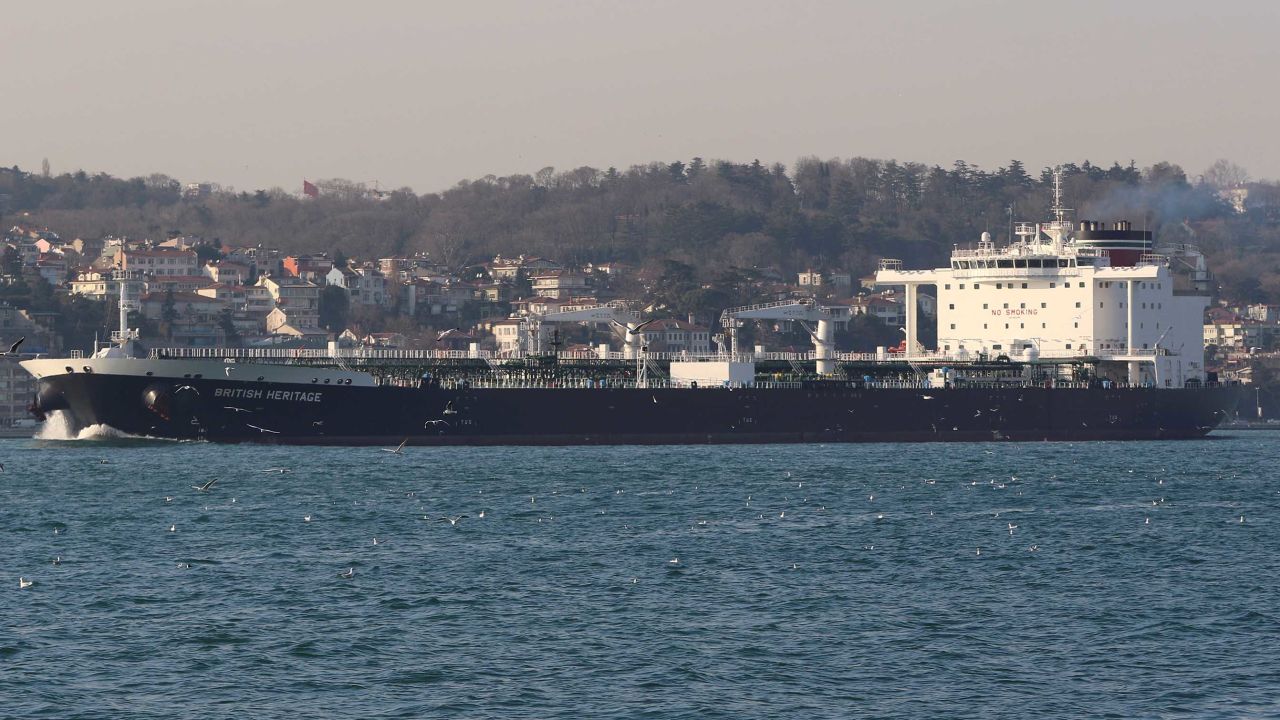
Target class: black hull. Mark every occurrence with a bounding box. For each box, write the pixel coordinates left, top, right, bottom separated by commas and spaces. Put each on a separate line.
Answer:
33, 373, 1241, 445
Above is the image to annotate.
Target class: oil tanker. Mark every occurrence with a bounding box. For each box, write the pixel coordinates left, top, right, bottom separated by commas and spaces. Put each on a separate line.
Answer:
20, 182, 1240, 445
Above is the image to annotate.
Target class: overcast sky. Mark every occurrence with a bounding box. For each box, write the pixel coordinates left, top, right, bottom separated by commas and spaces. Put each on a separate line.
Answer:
5, 0, 1277, 193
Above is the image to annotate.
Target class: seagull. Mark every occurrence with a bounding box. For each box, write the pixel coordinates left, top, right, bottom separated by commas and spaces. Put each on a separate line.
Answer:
0, 337, 24, 355
164, 496, 173, 503
372, 538, 380, 545
19, 577, 33, 589
477, 511, 485, 518
261, 468, 291, 474
668, 557, 680, 565
246, 424, 279, 434
382, 438, 408, 454
52, 556, 61, 566
223, 406, 251, 413
303, 515, 312, 522
168, 524, 176, 532
339, 568, 354, 579
192, 478, 218, 492
439, 515, 468, 526
921, 395, 935, 400
224, 367, 233, 377
177, 562, 191, 569
423, 420, 449, 427
174, 385, 200, 396
976, 547, 982, 556
1008, 523, 1018, 535
1240, 515, 1245, 524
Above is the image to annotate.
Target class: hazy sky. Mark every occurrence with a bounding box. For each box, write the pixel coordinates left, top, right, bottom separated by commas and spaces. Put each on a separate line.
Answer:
5, 0, 1278, 193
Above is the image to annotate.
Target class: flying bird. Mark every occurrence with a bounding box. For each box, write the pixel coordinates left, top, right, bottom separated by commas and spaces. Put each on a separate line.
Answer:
192, 478, 218, 492
19, 577, 33, 589
0, 337, 24, 355
439, 515, 468, 526
245, 424, 279, 434
339, 568, 355, 579
382, 438, 408, 454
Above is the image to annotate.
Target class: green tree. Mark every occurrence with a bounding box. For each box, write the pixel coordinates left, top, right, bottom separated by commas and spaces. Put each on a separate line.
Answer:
161, 289, 178, 325
217, 308, 241, 345
318, 285, 350, 333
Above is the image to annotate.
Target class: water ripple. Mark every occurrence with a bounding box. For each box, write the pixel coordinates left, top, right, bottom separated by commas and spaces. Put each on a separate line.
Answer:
2, 434, 1278, 717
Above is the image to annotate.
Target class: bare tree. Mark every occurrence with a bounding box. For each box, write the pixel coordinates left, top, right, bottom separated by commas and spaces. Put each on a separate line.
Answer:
1202, 159, 1250, 189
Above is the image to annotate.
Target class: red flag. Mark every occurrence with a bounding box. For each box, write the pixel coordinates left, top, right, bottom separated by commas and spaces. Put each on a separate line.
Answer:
303, 179, 319, 198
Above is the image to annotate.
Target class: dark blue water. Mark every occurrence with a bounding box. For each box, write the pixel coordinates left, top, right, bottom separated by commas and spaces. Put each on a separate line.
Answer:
3, 433, 1279, 718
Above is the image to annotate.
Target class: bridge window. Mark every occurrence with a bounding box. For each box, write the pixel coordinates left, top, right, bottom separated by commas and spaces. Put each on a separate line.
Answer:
1022, 283, 1028, 289
1015, 259, 1027, 268
959, 284, 965, 289
1075, 302, 1081, 308
996, 283, 1003, 289
944, 284, 951, 290
948, 304, 954, 310
950, 324, 956, 329
1050, 282, 1056, 288
1040, 302, 1047, 308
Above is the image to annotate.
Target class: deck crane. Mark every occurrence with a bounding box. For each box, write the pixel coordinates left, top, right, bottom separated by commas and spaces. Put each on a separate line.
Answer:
719, 299, 852, 375
523, 302, 652, 359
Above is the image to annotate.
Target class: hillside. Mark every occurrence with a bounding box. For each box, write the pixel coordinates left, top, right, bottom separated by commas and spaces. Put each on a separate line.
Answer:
2, 157, 1278, 302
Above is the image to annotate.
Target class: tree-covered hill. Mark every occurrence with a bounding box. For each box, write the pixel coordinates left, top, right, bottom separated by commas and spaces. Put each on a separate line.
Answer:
4, 157, 1278, 301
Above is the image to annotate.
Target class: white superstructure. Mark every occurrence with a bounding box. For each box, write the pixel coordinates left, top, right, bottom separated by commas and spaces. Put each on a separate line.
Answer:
876, 171, 1210, 387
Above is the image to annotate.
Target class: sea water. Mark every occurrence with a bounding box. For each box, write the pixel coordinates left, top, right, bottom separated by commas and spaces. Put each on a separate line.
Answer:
2, 433, 1278, 718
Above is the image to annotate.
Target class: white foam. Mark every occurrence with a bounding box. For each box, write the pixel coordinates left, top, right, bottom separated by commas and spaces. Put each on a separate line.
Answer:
35, 411, 137, 441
